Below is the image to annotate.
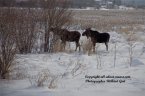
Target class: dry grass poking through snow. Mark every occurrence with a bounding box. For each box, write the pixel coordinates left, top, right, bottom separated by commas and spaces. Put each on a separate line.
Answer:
72, 10, 145, 32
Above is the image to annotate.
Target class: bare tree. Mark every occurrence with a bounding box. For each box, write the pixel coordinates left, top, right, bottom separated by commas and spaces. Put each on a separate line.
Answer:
15, 9, 38, 54
42, 0, 72, 52
0, 8, 17, 79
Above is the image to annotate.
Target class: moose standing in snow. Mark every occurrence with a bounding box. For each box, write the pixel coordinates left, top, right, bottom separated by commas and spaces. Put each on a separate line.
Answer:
50, 27, 81, 51
82, 28, 110, 52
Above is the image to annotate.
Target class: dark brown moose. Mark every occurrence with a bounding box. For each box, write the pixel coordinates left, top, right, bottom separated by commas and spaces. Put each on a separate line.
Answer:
82, 28, 110, 52
50, 27, 81, 51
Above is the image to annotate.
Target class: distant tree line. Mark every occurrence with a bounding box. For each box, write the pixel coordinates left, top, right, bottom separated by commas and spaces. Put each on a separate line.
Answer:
0, 0, 117, 8
0, 0, 71, 8
70, 0, 96, 8
0, 0, 145, 9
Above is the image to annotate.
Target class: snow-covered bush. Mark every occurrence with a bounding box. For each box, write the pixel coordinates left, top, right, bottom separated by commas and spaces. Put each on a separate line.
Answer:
28, 69, 50, 87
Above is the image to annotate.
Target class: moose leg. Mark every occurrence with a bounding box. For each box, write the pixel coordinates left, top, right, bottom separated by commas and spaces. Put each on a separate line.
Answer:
75, 41, 78, 51
93, 43, 96, 52
78, 42, 81, 51
61, 41, 66, 51
75, 41, 81, 51
64, 42, 66, 51
105, 42, 108, 51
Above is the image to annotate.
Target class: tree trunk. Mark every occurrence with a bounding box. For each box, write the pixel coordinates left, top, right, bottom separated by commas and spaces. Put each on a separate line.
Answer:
44, 24, 49, 52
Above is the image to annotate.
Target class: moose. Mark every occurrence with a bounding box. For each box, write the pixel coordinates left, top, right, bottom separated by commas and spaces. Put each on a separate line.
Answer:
82, 28, 110, 52
50, 27, 81, 51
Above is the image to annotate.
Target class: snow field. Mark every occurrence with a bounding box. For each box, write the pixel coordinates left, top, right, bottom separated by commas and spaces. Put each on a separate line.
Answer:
1, 31, 145, 96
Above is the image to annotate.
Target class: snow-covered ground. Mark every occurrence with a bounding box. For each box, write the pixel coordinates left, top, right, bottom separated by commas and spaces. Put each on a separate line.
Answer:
1, 31, 145, 96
